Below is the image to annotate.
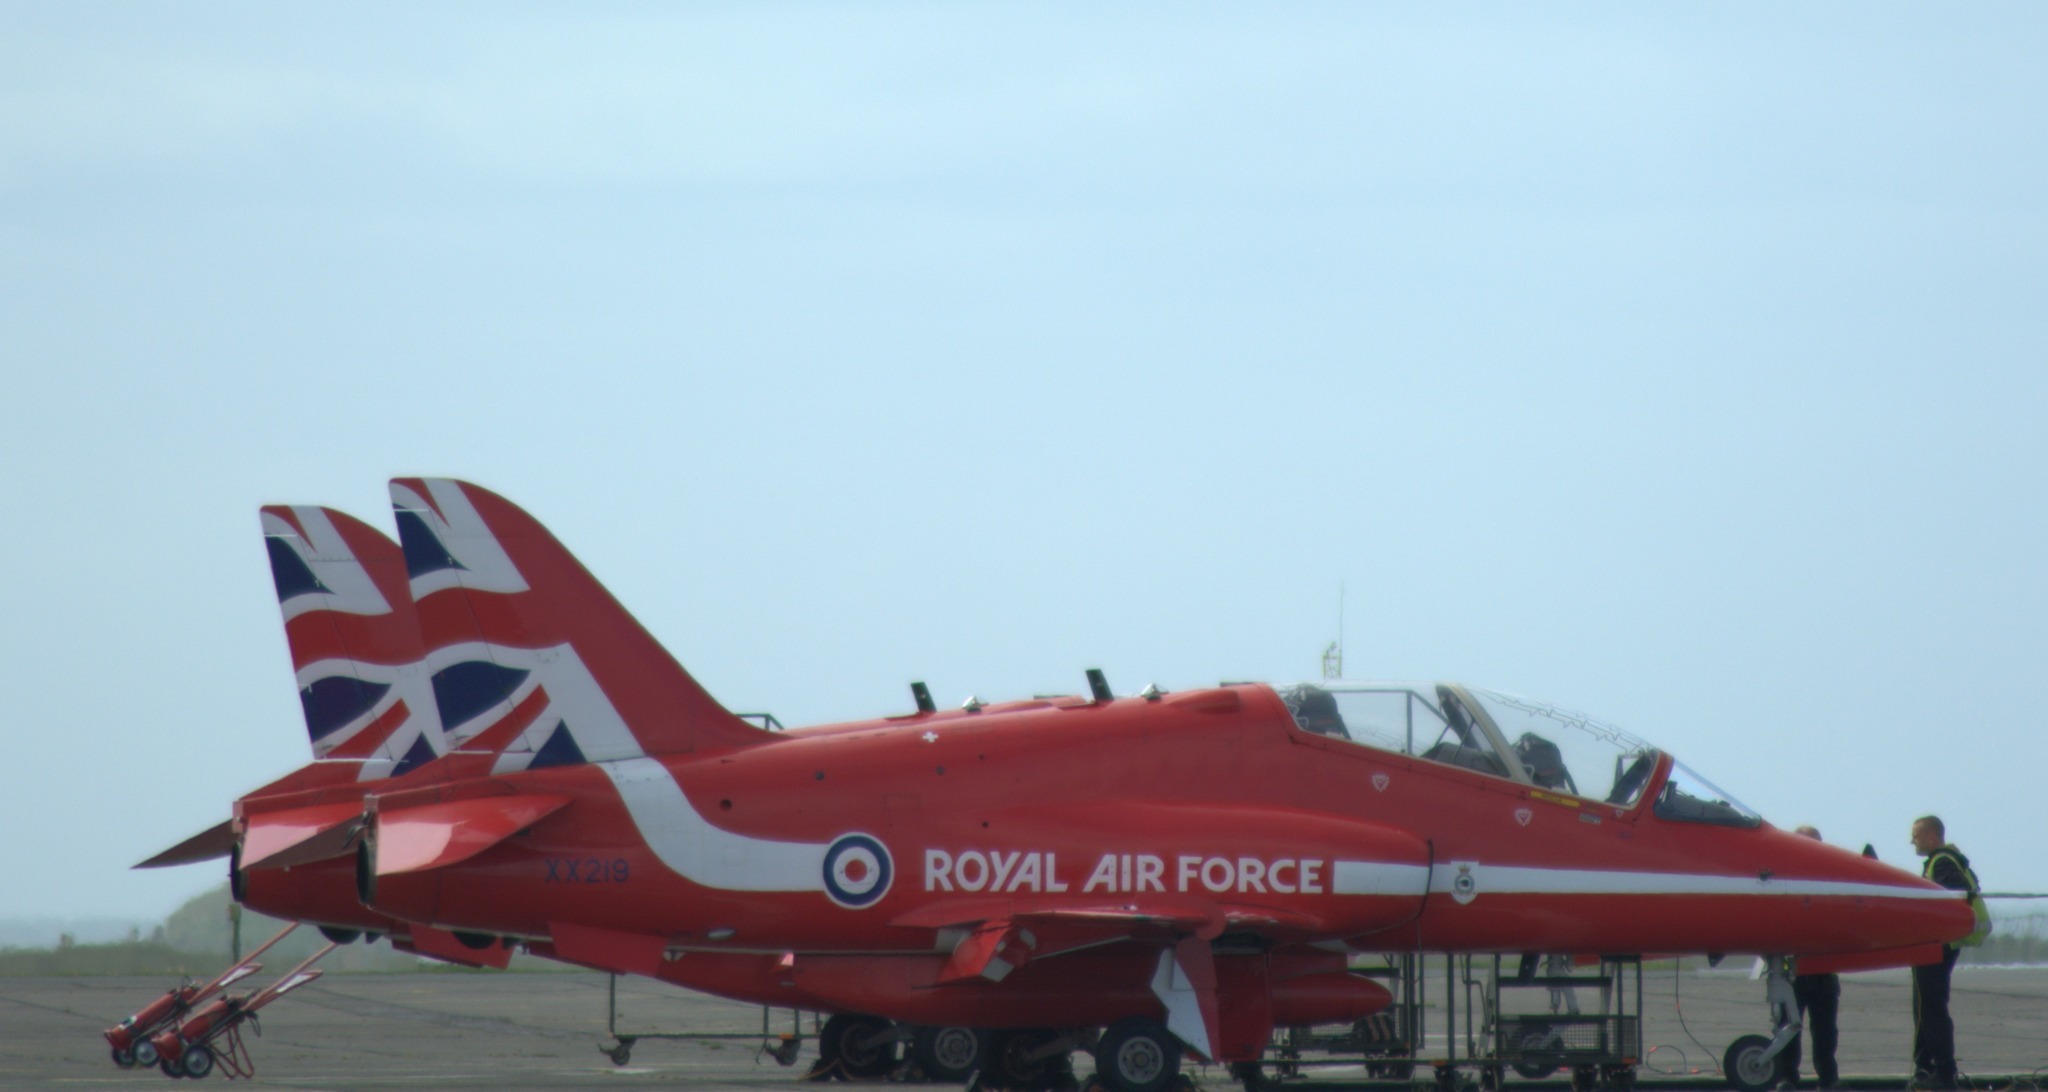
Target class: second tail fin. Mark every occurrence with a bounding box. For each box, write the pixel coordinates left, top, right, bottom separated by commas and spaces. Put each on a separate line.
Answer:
388, 478, 774, 770
261, 506, 446, 781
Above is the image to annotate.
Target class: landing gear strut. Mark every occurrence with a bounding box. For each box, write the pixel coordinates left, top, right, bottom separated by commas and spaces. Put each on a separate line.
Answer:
1723, 957, 1800, 1092
819, 1013, 900, 1080
980, 1028, 1076, 1091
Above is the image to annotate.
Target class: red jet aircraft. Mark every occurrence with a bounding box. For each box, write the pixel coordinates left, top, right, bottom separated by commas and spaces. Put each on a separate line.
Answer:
122, 479, 1974, 1089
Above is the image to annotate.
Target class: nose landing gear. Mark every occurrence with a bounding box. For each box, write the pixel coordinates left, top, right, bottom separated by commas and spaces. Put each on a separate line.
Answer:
1722, 958, 1801, 1092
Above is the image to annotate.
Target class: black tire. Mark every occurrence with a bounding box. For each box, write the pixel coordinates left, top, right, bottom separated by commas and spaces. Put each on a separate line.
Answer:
182, 1044, 215, 1080
1723, 1034, 1777, 1092
1513, 1063, 1559, 1080
821, 1013, 899, 1079
1229, 1061, 1280, 1092
986, 1029, 1068, 1090
319, 926, 362, 945
110, 1045, 135, 1068
1093, 1018, 1181, 1092
913, 1025, 984, 1082
1371, 1059, 1417, 1080
134, 1039, 160, 1069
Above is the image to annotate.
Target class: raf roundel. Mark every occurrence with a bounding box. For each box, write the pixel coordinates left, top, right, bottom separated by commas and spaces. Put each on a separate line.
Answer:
823, 833, 894, 908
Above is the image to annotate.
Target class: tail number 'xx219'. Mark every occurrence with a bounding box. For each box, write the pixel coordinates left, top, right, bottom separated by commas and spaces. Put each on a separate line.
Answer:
545, 858, 630, 883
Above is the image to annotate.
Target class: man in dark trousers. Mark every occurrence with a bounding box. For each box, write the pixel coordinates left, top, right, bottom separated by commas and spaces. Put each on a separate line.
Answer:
1777, 826, 1841, 1090
1910, 815, 1976, 1090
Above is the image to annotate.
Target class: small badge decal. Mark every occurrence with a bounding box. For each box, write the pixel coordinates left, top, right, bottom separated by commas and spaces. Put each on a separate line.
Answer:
1371, 772, 1390, 793
1514, 807, 1533, 827
1450, 860, 1480, 905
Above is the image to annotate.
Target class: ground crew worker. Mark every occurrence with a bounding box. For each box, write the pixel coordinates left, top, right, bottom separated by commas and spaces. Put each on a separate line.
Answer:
1910, 815, 1976, 1090
1779, 826, 1840, 1090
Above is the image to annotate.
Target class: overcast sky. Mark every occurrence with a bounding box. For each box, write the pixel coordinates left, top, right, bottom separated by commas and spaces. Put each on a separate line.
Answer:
3, 4, 2044, 926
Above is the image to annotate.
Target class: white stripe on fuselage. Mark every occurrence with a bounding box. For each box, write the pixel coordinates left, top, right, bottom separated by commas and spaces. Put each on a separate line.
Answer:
1332, 861, 1432, 896
600, 758, 827, 892
1424, 864, 1958, 900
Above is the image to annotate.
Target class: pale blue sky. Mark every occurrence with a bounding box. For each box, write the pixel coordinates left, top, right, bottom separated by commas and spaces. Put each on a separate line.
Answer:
3, 4, 2043, 923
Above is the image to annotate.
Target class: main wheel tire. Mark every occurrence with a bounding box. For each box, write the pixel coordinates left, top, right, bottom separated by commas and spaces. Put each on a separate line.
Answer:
1371, 1059, 1417, 1080
1723, 1034, 1777, 1092
1093, 1018, 1181, 1092
1229, 1061, 1280, 1092
820, 1013, 899, 1079
986, 1029, 1066, 1090
1513, 1031, 1558, 1079
913, 1025, 984, 1082
134, 1040, 160, 1068
110, 1045, 136, 1068
182, 1044, 215, 1080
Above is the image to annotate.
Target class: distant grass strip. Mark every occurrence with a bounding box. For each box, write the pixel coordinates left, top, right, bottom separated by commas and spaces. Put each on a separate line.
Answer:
0, 940, 228, 977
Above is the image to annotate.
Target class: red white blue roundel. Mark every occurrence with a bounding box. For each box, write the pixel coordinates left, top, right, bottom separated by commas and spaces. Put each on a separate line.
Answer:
823, 833, 893, 908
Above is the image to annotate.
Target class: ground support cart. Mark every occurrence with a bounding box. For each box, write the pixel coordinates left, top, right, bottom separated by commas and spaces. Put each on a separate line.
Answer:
599, 973, 808, 1067
1240, 954, 1643, 1092
1475, 955, 1643, 1092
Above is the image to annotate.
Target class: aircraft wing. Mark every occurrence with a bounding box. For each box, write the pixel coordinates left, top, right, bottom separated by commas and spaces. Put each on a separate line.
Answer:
897, 896, 1334, 1063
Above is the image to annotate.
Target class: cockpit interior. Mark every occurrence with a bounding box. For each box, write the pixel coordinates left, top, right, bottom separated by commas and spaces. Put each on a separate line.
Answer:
1276, 682, 1759, 828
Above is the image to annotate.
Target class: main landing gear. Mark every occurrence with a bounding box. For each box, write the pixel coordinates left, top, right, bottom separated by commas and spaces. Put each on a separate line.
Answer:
1092, 1019, 1182, 1092
819, 1013, 905, 1080
914, 1025, 987, 1083
806, 1014, 1191, 1092
809, 1015, 1003, 1085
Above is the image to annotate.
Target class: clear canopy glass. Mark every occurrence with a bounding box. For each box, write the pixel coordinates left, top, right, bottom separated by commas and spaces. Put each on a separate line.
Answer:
1275, 680, 1754, 823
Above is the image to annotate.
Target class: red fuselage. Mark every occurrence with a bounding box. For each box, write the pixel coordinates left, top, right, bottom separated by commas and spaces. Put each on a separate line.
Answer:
309, 683, 1964, 960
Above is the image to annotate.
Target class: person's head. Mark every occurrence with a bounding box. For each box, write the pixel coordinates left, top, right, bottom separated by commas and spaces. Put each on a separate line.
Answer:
1793, 825, 1822, 841
1911, 815, 1946, 856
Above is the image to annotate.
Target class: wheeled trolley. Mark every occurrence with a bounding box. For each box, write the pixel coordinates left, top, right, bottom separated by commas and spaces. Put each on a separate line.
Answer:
1480, 955, 1643, 1092
599, 974, 808, 1067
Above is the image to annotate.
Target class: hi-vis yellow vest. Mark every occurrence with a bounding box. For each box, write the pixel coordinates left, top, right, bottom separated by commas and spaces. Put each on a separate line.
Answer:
1926, 849, 1992, 948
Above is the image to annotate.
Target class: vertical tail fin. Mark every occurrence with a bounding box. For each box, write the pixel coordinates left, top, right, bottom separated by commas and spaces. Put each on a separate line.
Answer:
261, 506, 445, 781
387, 478, 773, 771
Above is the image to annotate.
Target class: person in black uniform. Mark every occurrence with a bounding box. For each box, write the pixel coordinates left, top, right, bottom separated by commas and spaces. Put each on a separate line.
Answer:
1777, 826, 1841, 1090
1910, 815, 1976, 1090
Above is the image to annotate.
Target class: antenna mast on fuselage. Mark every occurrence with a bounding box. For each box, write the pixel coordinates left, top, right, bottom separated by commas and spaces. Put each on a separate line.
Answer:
1321, 582, 1344, 680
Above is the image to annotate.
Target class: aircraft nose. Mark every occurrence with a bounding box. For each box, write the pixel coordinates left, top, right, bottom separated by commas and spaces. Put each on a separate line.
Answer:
1838, 863, 1976, 951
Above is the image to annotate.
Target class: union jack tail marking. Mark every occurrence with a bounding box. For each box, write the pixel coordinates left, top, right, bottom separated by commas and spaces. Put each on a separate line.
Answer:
260, 506, 446, 781
388, 479, 774, 769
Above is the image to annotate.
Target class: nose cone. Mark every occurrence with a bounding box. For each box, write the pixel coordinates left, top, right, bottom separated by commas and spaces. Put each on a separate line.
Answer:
1765, 829, 1976, 953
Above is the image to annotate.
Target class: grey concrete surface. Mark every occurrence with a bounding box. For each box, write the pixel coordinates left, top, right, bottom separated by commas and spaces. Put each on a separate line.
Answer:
2, 964, 2043, 1091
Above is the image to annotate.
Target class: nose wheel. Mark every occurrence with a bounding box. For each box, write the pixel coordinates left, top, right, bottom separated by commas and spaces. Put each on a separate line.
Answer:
1723, 958, 1801, 1092
1723, 1035, 1779, 1092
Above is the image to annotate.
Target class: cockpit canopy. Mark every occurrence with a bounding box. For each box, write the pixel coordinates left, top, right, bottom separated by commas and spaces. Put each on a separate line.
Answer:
1277, 682, 1760, 827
